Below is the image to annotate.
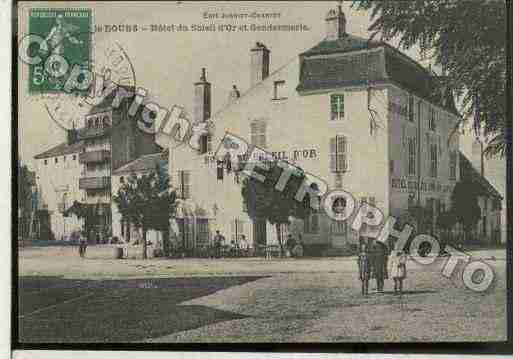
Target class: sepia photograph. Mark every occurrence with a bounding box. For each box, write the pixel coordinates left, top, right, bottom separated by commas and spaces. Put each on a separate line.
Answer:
13, 0, 511, 351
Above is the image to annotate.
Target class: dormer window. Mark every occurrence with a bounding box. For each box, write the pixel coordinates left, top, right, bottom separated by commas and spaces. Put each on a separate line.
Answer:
273, 80, 286, 100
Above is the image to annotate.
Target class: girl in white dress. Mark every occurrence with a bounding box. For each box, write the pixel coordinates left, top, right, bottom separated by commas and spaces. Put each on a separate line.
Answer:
389, 250, 407, 294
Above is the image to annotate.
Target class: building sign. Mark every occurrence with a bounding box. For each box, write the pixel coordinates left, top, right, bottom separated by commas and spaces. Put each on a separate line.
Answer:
391, 177, 454, 194
204, 148, 318, 165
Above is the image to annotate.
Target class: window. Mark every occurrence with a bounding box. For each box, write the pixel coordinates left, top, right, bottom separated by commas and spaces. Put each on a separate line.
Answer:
55, 157, 58, 164
330, 135, 348, 173
273, 80, 286, 100
408, 95, 415, 122
330, 94, 344, 121
63, 156, 66, 162
449, 151, 457, 180
72, 154, 76, 160
304, 213, 320, 233
178, 170, 191, 199
389, 160, 394, 174
120, 176, 124, 184
87, 119, 93, 128
250, 120, 266, 148
230, 219, 246, 244
429, 107, 437, 131
430, 143, 438, 178
407, 137, 416, 176
44, 159, 48, 165
197, 219, 210, 247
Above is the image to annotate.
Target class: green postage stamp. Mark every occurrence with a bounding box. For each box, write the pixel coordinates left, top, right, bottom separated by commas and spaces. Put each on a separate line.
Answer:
28, 8, 92, 93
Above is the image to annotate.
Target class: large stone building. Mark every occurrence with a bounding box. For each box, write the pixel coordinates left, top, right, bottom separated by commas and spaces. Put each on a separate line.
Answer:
34, 91, 160, 242
158, 5, 501, 255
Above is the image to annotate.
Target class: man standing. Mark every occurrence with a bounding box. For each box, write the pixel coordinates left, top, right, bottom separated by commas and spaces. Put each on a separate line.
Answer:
370, 240, 387, 293
213, 230, 224, 258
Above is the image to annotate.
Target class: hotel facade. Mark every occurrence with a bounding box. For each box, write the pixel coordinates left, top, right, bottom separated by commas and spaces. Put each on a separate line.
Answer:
158, 6, 502, 254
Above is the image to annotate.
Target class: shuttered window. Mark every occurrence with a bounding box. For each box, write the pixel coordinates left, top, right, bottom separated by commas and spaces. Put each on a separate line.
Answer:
250, 120, 266, 148
197, 219, 209, 247
407, 137, 416, 176
408, 95, 415, 122
330, 94, 344, 121
178, 170, 191, 199
430, 143, 438, 178
330, 135, 348, 173
449, 151, 457, 180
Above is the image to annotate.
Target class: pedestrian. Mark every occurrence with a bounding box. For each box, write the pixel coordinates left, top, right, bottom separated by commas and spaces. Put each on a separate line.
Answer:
389, 250, 407, 294
357, 241, 371, 296
79, 235, 87, 258
213, 230, 224, 258
285, 234, 296, 257
370, 240, 387, 293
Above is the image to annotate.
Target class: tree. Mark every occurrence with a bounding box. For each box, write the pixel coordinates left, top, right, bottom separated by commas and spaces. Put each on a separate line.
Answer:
352, 0, 507, 157
241, 161, 312, 256
113, 168, 177, 259
18, 163, 35, 239
451, 181, 481, 243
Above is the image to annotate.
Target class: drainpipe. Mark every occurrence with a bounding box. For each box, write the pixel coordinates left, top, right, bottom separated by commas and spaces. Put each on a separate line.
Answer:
417, 99, 422, 232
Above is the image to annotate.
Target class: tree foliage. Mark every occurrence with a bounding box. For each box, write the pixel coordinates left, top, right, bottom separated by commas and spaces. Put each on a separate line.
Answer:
451, 181, 481, 239
241, 161, 313, 255
352, 0, 507, 157
18, 163, 35, 238
113, 165, 177, 259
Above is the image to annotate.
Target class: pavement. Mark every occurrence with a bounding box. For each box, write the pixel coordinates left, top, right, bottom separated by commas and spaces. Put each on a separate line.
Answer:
17, 246, 508, 342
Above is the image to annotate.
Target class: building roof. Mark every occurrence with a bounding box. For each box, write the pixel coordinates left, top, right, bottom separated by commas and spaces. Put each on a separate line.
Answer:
459, 151, 502, 200
34, 140, 85, 160
112, 152, 167, 175
297, 37, 459, 116
300, 34, 382, 57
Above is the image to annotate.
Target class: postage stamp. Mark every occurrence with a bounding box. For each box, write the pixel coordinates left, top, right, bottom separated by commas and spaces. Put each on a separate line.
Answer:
28, 8, 92, 93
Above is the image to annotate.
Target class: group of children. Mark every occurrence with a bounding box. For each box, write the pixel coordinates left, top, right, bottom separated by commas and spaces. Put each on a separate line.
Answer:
357, 238, 407, 296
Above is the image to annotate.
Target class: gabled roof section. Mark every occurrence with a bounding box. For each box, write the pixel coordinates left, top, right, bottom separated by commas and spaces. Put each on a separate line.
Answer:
34, 140, 85, 159
112, 152, 167, 175
459, 151, 502, 200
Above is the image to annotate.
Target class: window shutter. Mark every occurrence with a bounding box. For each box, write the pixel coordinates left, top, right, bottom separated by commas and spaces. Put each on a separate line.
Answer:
183, 171, 190, 198
259, 121, 266, 148
230, 220, 236, 243
330, 137, 337, 172
250, 122, 258, 146
338, 136, 347, 171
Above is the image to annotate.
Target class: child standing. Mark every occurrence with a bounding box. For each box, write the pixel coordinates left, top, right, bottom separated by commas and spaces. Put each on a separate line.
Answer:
390, 250, 407, 294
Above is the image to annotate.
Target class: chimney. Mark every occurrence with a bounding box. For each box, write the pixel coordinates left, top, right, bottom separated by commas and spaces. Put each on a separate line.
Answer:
193, 68, 211, 123
325, 5, 346, 41
250, 42, 270, 87
228, 84, 240, 103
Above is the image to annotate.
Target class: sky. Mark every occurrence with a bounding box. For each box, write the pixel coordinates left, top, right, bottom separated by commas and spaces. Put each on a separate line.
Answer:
17, 0, 503, 192
18, 1, 417, 169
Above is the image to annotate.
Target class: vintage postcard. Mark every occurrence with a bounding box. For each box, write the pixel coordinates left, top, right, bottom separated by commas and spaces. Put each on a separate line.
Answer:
14, 0, 510, 349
